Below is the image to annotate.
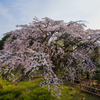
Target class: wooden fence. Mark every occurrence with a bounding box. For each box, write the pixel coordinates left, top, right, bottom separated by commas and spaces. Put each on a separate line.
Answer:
64, 80, 100, 97
80, 81, 100, 96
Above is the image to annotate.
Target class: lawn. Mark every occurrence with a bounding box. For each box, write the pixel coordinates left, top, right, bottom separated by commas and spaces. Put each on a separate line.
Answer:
0, 78, 100, 100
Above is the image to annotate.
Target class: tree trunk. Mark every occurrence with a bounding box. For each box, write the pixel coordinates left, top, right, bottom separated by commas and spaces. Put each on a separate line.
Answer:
12, 75, 25, 85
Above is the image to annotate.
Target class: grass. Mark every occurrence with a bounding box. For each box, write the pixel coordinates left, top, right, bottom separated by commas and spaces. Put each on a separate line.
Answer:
0, 78, 100, 100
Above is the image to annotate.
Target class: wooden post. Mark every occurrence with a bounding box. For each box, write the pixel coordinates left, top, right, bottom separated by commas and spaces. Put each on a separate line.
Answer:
92, 79, 93, 85
90, 84, 93, 94
80, 81, 81, 90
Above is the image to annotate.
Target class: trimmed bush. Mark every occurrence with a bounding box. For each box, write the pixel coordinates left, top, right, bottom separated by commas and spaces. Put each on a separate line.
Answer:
18, 87, 56, 100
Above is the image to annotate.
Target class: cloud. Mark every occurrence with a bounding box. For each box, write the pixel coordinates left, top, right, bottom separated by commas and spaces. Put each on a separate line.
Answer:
0, 3, 14, 22
0, 2, 15, 39
12, 0, 41, 24
44, 0, 100, 29
0, 0, 100, 40
87, 12, 100, 29
46, 0, 99, 19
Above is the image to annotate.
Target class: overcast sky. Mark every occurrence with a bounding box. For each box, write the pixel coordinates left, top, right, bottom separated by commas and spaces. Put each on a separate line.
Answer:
0, 0, 100, 40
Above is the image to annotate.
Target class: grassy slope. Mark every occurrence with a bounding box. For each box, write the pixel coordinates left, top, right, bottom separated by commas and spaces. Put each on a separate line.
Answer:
0, 78, 100, 100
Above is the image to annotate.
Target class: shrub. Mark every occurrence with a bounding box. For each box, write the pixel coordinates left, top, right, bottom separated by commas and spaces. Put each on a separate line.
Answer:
0, 85, 25, 100
93, 70, 100, 84
19, 87, 56, 100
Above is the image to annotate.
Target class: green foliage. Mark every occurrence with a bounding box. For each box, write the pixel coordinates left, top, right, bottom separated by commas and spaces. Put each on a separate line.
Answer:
93, 70, 100, 84
19, 87, 55, 100
0, 40, 3, 50
77, 41, 82, 46
0, 34, 10, 50
65, 45, 73, 52
0, 79, 25, 100
59, 84, 100, 100
0, 78, 56, 100
0, 78, 100, 100
0, 87, 25, 100
61, 53, 67, 59
57, 40, 64, 47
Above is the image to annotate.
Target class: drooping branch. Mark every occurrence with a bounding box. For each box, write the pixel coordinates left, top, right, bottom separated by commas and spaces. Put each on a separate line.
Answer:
0, 17, 100, 98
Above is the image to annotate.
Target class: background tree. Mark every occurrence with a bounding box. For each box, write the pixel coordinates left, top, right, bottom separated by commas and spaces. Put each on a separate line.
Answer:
0, 34, 10, 50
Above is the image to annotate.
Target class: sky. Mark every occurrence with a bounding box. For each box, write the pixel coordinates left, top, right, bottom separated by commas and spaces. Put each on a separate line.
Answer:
0, 0, 100, 40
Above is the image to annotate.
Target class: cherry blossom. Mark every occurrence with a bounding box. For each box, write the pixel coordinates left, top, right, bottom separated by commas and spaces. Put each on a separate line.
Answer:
0, 17, 100, 97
